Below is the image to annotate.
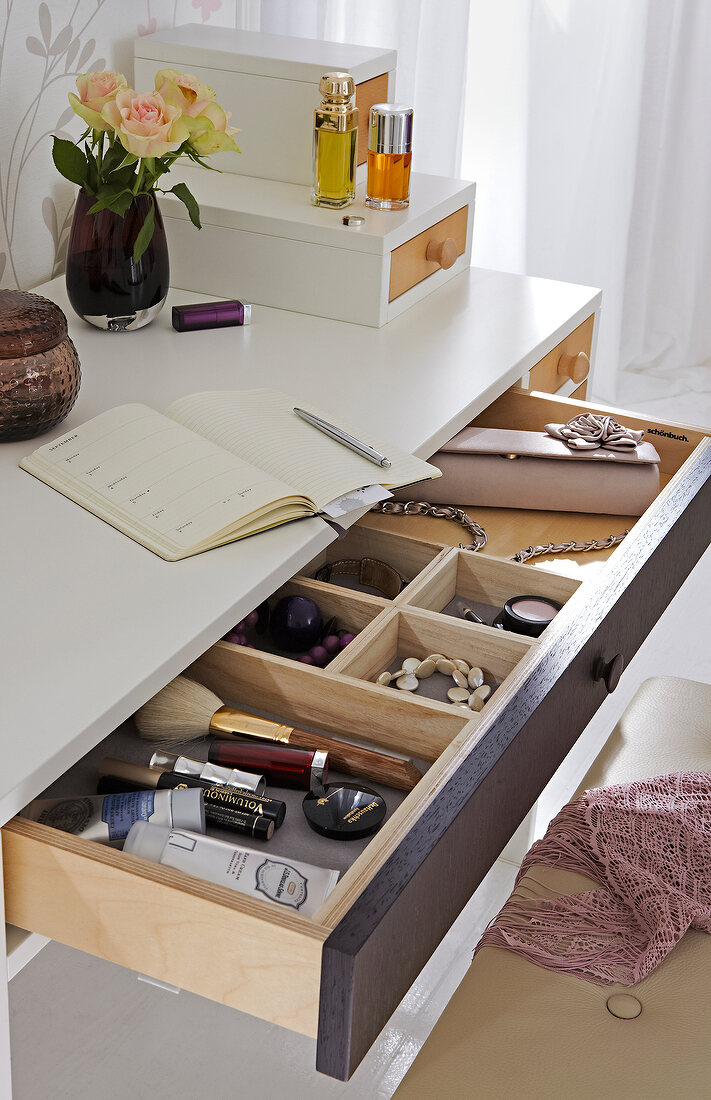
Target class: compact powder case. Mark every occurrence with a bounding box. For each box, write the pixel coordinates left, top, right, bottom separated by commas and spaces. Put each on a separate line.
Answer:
303, 782, 387, 840
492, 595, 562, 638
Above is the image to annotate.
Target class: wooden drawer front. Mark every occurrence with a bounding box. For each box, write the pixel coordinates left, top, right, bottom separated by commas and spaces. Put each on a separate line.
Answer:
389, 206, 468, 302
355, 73, 389, 165
315, 405, 711, 1078
524, 313, 594, 394
3, 818, 327, 1036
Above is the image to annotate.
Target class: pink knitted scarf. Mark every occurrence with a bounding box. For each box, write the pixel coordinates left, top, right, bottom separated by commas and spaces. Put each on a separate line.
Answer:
476, 772, 711, 985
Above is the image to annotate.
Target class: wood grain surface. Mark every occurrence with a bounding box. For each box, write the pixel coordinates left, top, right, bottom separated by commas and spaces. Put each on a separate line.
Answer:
316, 439, 711, 1079
4, 818, 328, 1036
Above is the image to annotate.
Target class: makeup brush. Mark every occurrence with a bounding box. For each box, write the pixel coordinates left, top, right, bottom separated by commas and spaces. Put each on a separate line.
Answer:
134, 675, 424, 792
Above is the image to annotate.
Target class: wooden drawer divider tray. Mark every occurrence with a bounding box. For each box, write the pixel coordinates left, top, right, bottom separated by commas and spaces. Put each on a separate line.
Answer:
3, 390, 710, 1081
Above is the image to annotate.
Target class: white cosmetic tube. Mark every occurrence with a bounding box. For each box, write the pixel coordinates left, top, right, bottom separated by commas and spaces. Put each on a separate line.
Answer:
124, 823, 339, 917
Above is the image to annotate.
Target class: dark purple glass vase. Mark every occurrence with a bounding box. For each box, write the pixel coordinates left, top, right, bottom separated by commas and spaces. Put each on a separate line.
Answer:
65, 190, 169, 331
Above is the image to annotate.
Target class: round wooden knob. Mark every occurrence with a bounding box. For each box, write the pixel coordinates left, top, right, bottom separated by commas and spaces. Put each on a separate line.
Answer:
426, 237, 458, 270
557, 350, 590, 384
593, 653, 624, 693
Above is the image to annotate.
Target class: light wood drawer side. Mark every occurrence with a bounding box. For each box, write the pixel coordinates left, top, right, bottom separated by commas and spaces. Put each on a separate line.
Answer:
2, 819, 326, 1036
526, 314, 594, 394
389, 206, 468, 302
355, 73, 389, 166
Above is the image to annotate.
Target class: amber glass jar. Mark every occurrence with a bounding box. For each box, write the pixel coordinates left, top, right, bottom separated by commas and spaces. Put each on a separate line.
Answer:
0, 290, 81, 441
365, 104, 414, 210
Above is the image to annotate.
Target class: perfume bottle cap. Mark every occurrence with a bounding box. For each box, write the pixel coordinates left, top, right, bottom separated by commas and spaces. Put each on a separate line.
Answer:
319, 72, 355, 100
368, 103, 414, 155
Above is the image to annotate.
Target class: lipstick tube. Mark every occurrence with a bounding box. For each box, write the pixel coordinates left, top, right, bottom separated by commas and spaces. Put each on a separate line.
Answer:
206, 742, 327, 791
172, 300, 252, 332
154, 744, 327, 791
97, 760, 286, 829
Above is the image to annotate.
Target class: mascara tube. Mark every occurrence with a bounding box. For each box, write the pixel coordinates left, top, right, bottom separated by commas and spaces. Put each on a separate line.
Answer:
98, 760, 285, 829
144, 754, 266, 795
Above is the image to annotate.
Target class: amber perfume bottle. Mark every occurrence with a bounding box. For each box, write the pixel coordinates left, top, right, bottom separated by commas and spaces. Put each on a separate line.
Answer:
366, 104, 413, 210
312, 72, 358, 209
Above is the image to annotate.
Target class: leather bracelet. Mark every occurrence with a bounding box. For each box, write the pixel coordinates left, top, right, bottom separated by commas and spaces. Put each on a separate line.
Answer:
315, 557, 405, 600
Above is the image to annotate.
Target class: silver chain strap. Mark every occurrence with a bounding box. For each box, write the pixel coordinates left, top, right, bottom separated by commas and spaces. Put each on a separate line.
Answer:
373, 500, 488, 551
370, 500, 628, 562
510, 531, 629, 563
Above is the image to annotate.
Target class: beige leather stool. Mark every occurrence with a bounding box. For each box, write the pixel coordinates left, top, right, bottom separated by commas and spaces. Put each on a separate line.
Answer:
394, 677, 711, 1100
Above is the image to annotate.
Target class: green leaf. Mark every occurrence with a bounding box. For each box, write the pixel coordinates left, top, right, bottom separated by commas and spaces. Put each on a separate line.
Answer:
132, 196, 155, 264
87, 187, 133, 217
108, 191, 134, 218
101, 143, 125, 176
51, 136, 86, 188
168, 182, 201, 229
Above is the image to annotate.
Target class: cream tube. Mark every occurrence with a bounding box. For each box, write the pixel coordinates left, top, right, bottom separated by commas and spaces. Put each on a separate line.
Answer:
124, 823, 339, 917
21, 789, 205, 846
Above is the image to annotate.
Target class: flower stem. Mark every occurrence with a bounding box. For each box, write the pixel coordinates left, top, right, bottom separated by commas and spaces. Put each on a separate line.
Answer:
95, 131, 103, 182
133, 162, 145, 195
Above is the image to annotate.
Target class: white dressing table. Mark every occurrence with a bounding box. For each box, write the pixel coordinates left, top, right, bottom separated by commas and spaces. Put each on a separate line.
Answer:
0, 267, 601, 1093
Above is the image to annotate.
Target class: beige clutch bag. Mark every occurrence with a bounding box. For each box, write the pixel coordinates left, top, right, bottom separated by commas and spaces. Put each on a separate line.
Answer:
394, 427, 661, 516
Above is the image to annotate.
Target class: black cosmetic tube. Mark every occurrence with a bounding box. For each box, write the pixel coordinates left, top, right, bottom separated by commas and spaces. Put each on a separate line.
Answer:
98, 770, 286, 828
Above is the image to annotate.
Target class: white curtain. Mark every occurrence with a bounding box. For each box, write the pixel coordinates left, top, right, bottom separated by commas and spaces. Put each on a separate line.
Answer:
617, 1, 711, 413
237, 0, 471, 178
462, 0, 711, 405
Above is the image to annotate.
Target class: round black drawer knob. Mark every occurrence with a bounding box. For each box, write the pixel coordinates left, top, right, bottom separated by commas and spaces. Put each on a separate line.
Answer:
593, 653, 624, 693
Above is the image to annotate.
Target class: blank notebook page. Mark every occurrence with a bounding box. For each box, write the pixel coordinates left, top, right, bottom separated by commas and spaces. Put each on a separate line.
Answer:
166, 389, 438, 508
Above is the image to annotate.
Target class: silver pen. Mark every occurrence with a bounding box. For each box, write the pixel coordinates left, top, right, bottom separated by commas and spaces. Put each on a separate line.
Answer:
293, 407, 392, 469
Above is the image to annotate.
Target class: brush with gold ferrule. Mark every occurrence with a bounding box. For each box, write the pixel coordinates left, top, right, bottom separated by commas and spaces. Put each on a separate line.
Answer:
134, 674, 424, 792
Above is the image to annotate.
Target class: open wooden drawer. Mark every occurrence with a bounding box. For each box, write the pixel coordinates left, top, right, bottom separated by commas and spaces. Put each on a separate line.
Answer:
3, 390, 710, 1081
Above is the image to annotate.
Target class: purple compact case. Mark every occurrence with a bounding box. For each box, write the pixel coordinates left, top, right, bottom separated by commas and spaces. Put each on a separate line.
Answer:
172, 300, 252, 332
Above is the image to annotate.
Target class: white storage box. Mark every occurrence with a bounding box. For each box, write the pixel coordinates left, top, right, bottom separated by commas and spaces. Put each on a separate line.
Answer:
134, 25, 396, 186
161, 165, 475, 327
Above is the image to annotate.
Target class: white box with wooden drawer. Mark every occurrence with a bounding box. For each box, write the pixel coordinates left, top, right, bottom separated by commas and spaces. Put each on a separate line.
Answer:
4, 391, 710, 1080
161, 165, 474, 326
133, 25, 396, 185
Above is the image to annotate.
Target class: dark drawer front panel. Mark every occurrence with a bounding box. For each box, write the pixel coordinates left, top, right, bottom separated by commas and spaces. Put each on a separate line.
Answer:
317, 445, 711, 1080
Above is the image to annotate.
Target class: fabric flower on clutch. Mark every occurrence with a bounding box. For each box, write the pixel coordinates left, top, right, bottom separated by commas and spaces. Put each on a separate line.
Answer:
545, 413, 644, 452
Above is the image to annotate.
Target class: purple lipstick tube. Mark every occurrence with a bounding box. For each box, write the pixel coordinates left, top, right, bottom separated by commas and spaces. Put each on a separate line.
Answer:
172, 300, 252, 332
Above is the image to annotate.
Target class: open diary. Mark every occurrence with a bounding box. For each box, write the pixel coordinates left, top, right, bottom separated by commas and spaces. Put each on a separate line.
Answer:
20, 388, 439, 560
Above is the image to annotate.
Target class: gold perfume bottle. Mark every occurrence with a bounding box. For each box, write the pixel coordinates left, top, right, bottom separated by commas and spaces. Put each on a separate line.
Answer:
312, 72, 358, 209
366, 104, 413, 210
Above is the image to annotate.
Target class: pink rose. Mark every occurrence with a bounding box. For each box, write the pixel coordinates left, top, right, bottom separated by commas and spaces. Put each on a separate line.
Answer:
101, 89, 190, 158
154, 69, 240, 156
154, 69, 217, 119
185, 100, 241, 155
68, 70, 128, 131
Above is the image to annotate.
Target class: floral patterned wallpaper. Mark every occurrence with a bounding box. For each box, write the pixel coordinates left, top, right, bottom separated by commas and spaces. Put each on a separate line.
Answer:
0, 0, 237, 291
